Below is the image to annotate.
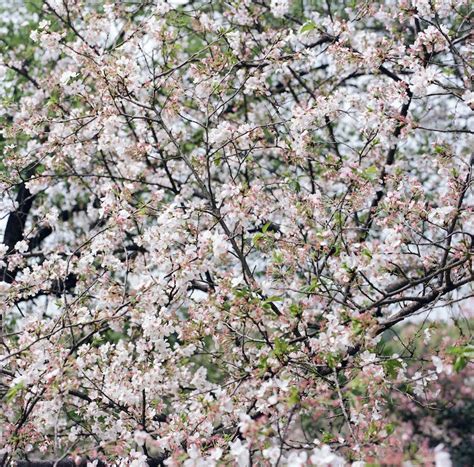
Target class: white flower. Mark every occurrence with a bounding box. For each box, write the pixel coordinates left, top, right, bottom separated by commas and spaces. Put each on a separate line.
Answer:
310, 444, 346, 466
211, 232, 228, 257
286, 450, 308, 466
423, 327, 432, 344
434, 444, 452, 467
409, 67, 438, 96
30, 29, 40, 42
0, 281, 11, 294
230, 439, 250, 467
133, 430, 148, 447
227, 31, 241, 53
244, 76, 263, 95
262, 446, 280, 465
209, 447, 223, 461
237, 413, 253, 434
412, 371, 428, 397
155, 0, 171, 15
359, 351, 377, 365
60, 70, 77, 85
383, 228, 402, 251
15, 240, 28, 253
129, 452, 149, 467
428, 206, 455, 225
183, 445, 202, 467
231, 276, 244, 287
209, 122, 234, 146
414, 0, 432, 16
431, 356, 452, 376
0, 244, 8, 258
268, 393, 278, 406
462, 90, 474, 107
270, 0, 290, 18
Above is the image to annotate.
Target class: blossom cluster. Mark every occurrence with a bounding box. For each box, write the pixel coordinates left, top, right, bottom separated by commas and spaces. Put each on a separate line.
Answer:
0, 0, 472, 465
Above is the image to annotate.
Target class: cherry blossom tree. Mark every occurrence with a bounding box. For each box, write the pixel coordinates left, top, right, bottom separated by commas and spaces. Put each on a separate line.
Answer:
0, 0, 472, 465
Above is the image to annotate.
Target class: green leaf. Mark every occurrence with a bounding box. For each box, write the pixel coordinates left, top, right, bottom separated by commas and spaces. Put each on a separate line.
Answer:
288, 386, 300, 406
5, 382, 25, 402
362, 165, 378, 182
325, 352, 340, 369
66, 409, 82, 423
274, 338, 290, 358
234, 287, 252, 298
447, 344, 474, 356
272, 250, 284, 264
352, 320, 364, 336
367, 421, 378, 438
288, 177, 301, 193
447, 344, 473, 372
258, 356, 269, 376
252, 232, 265, 247
454, 356, 467, 373
262, 295, 283, 307
302, 278, 319, 294
384, 359, 402, 379
289, 303, 302, 318
35, 164, 46, 174
300, 21, 316, 34
385, 423, 395, 436
321, 431, 333, 443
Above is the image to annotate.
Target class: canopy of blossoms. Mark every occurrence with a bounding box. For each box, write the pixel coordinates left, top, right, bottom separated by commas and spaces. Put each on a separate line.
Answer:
0, 0, 472, 466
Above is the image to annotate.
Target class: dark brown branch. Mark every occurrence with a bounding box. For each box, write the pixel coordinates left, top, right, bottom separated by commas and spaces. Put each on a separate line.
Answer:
1, 183, 35, 283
